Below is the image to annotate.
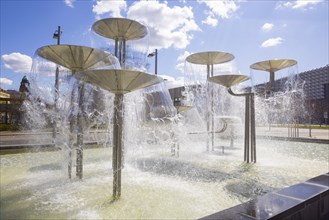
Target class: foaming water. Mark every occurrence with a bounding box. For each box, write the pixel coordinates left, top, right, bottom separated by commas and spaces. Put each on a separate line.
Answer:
1, 138, 327, 219
10, 16, 318, 220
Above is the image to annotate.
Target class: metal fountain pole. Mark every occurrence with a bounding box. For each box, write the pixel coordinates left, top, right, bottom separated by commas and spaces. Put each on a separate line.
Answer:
76, 68, 161, 201
269, 71, 275, 91
53, 26, 61, 140
205, 63, 215, 151
68, 70, 75, 179
211, 64, 215, 151
76, 81, 85, 179
36, 45, 114, 180
112, 93, 123, 199
67, 71, 85, 179
245, 94, 250, 162
206, 64, 215, 151
91, 17, 152, 200
250, 94, 256, 162
68, 70, 76, 179
228, 88, 256, 163
250, 59, 297, 141
64, 71, 85, 180
206, 64, 210, 151
186, 52, 234, 152
50, 26, 86, 178
112, 38, 125, 199
155, 49, 158, 75
115, 39, 118, 58
207, 74, 252, 162
123, 39, 126, 69
148, 49, 158, 75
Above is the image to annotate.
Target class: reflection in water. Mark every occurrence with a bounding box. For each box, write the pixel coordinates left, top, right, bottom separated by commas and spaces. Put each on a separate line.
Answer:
0, 139, 327, 219
29, 163, 62, 172
134, 157, 230, 182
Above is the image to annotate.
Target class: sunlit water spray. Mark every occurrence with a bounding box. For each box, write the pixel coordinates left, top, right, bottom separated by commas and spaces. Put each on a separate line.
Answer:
1, 18, 327, 219
1, 139, 327, 219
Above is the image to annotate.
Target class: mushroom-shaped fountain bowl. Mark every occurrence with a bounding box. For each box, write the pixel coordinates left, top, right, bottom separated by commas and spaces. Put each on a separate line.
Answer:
208, 74, 250, 88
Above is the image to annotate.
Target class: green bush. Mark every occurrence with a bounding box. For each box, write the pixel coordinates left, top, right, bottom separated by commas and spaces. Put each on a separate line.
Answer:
0, 124, 20, 131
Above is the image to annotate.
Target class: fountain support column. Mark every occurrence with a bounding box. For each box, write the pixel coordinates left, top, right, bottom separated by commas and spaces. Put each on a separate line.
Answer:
206, 64, 215, 151
228, 88, 256, 163
173, 106, 193, 156
250, 59, 297, 94
269, 71, 275, 91
53, 66, 60, 141
90, 18, 161, 199
208, 74, 254, 162
116, 39, 126, 68
206, 64, 210, 151
185, 51, 234, 152
67, 74, 86, 179
75, 69, 161, 200
68, 84, 76, 179
112, 93, 123, 199
76, 82, 85, 179
36, 45, 118, 179
250, 59, 298, 142
52, 26, 61, 141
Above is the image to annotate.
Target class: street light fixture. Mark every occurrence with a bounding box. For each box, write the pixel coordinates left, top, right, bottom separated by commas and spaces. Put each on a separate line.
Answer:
53, 32, 59, 39
148, 49, 158, 75
53, 26, 61, 45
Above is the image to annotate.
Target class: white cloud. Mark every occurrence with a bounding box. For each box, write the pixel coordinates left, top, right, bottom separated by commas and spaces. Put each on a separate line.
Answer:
91, 1, 200, 50
64, 0, 75, 8
261, 37, 284, 48
261, 23, 274, 32
92, 0, 127, 18
198, 0, 239, 27
275, 1, 292, 9
176, 51, 191, 74
292, 0, 323, 9
216, 61, 238, 74
127, 1, 200, 50
0, 78, 13, 86
159, 74, 185, 89
175, 62, 185, 75
202, 14, 218, 27
276, 0, 323, 10
2, 52, 32, 73
32, 59, 59, 77
177, 51, 191, 63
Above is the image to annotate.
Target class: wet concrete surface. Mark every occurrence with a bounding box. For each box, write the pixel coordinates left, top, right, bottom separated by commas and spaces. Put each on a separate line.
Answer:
201, 174, 329, 220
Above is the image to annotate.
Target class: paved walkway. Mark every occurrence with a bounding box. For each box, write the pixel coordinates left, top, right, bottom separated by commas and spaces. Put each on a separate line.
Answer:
256, 126, 329, 141
0, 127, 328, 150
0, 130, 109, 150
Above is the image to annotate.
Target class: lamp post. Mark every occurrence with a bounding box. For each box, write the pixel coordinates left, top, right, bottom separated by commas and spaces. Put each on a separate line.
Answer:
309, 103, 315, 137
52, 26, 61, 140
148, 49, 158, 75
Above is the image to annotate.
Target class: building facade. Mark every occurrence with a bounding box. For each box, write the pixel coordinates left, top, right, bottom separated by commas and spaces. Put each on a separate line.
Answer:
0, 76, 29, 125
299, 65, 329, 124
169, 65, 329, 125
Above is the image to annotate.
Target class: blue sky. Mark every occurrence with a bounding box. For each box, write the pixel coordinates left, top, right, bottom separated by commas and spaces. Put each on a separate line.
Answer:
1, 0, 328, 90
